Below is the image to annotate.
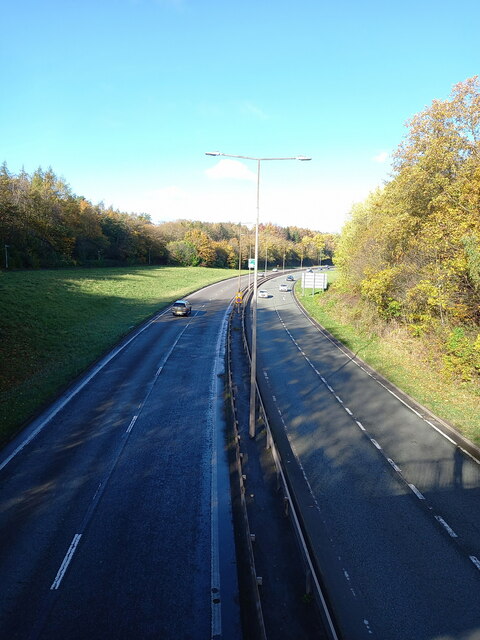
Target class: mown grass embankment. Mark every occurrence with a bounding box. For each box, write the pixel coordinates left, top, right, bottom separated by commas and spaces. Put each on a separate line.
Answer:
296, 272, 480, 447
0, 266, 235, 446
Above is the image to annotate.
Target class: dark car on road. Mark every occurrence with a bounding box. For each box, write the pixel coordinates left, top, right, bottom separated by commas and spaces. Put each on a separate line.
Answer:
172, 300, 192, 316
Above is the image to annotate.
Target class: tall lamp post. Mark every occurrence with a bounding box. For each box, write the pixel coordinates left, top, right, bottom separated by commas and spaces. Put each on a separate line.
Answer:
237, 230, 247, 293
248, 236, 253, 291
205, 152, 311, 438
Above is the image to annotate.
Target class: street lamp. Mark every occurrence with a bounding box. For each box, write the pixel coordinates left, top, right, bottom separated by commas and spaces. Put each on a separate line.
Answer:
237, 229, 248, 293
205, 151, 311, 438
247, 236, 253, 291
238, 232, 242, 293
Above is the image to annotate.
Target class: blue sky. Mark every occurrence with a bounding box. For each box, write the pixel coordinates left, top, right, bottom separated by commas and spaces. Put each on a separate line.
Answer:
2, 0, 479, 232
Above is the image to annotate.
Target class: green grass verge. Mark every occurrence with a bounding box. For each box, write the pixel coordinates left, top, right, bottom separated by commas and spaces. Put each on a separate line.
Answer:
0, 266, 235, 445
296, 276, 480, 447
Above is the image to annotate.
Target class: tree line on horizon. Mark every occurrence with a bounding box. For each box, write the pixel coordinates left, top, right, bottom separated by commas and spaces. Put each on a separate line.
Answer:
335, 76, 480, 381
0, 163, 337, 271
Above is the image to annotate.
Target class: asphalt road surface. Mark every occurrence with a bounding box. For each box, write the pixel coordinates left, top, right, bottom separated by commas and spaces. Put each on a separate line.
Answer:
254, 275, 480, 640
0, 278, 241, 640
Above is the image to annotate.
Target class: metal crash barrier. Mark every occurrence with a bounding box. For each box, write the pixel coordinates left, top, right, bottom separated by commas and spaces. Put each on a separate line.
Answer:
226, 276, 340, 640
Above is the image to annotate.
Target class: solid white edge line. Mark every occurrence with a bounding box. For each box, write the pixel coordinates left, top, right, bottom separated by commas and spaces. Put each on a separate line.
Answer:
210, 305, 231, 638
0, 307, 171, 472
50, 533, 82, 590
294, 300, 470, 452
424, 420, 457, 445
459, 447, 480, 465
0, 423, 48, 473
1, 287, 224, 473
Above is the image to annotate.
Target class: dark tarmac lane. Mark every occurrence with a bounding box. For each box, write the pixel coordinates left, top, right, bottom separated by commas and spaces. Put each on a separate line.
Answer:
254, 276, 480, 640
0, 278, 241, 640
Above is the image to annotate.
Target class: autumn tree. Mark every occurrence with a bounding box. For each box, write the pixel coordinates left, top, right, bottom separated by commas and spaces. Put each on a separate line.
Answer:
184, 229, 216, 266
336, 76, 480, 378
0, 164, 329, 273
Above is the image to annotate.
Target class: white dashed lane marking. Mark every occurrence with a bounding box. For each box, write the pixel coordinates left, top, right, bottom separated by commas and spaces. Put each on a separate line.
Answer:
271, 302, 480, 570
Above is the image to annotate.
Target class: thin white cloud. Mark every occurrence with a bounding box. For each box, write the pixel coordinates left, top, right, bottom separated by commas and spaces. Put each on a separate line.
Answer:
205, 159, 256, 181
373, 151, 389, 163
239, 101, 269, 120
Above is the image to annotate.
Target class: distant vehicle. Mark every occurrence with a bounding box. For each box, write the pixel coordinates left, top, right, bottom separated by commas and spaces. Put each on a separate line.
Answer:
286, 275, 295, 281
306, 268, 313, 273
258, 289, 269, 298
172, 300, 192, 316
272, 268, 278, 272
257, 272, 265, 278
279, 283, 289, 292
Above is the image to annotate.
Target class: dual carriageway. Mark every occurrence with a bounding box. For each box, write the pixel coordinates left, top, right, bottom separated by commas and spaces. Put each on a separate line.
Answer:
0, 270, 479, 639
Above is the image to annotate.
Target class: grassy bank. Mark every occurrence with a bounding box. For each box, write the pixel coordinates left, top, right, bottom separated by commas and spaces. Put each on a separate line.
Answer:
0, 266, 234, 445
296, 274, 480, 447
